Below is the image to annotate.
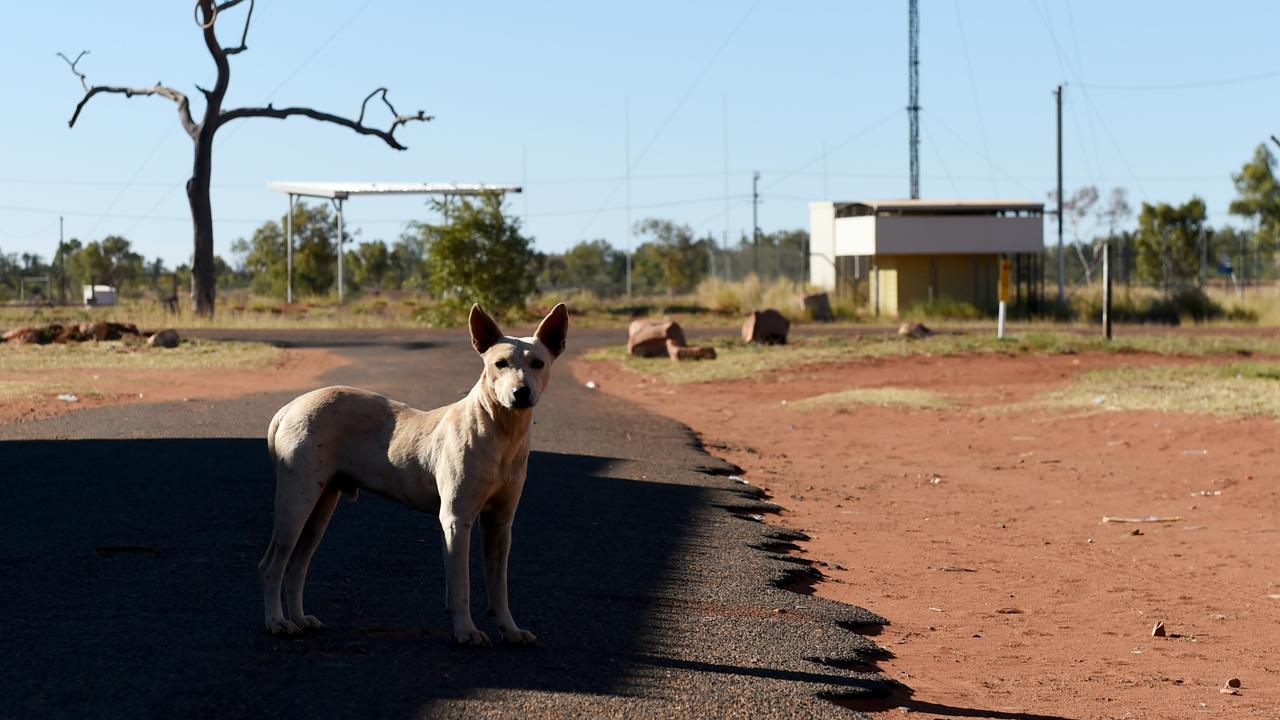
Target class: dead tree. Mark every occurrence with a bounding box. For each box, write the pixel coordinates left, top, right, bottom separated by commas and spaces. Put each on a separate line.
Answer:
61, 0, 430, 316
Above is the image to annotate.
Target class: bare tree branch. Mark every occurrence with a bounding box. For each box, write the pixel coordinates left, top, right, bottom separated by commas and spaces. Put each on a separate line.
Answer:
222, 92, 432, 150
1272, 134, 1280, 153
61, 50, 199, 138
220, 0, 254, 56
56, 50, 90, 91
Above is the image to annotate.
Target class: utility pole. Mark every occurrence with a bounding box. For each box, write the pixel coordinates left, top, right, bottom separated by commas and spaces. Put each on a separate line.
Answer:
57, 215, 66, 305
624, 93, 633, 298
1055, 84, 1065, 305
1103, 239, 1112, 340
723, 92, 730, 280
908, 0, 920, 199
752, 170, 761, 276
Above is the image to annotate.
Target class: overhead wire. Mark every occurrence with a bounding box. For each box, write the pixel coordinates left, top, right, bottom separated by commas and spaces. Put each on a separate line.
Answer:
952, 0, 997, 196
572, 0, 761, 242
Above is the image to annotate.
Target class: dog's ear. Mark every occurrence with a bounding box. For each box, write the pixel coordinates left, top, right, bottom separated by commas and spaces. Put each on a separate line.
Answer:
535, 303, 569, 357
469, 304, 504, 354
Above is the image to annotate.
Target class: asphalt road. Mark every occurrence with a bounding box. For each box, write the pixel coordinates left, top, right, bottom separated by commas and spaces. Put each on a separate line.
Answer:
0, 326, 894, 718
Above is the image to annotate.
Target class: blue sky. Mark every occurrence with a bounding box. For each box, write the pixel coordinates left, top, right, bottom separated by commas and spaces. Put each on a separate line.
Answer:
1, 1, 1277, 265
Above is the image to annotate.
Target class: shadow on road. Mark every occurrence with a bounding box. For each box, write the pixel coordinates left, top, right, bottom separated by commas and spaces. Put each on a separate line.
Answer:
0, 439, 712, 717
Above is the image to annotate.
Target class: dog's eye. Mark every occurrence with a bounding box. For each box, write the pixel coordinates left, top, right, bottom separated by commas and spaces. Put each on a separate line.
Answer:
530, 358, 545, 369
495, 359, 509, 369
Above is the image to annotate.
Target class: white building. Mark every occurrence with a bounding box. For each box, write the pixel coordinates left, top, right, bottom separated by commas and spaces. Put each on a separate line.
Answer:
809, 199, 1045, 316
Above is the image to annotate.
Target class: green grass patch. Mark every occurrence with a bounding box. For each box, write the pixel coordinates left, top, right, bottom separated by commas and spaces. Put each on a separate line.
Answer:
788, 387, 951, 411
1040, 362, 1280, 417
583, 331, 1280, 384
0, 338, 283, 372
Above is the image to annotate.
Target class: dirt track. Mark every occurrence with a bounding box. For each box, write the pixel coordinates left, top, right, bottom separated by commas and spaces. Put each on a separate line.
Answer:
582, 347, 1280, 719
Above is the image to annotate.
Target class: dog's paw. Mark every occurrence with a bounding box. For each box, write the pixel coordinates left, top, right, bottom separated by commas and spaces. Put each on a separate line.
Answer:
500, 627, 539, 645
298, 615, 325, 631
266, 617, 302, 635
454, 627, 492, 647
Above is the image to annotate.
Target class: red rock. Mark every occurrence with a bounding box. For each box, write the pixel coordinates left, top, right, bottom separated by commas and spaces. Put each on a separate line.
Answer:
628, 319, 687, 358
667, 340, 716, 362
742, 309, 790, 345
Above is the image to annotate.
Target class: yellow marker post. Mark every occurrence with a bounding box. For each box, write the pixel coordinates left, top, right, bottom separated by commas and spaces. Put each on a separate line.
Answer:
998, 259, 1012, 339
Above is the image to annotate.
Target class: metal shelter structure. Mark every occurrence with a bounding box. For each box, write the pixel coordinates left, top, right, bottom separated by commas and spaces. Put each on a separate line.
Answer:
266, 182, 522, 303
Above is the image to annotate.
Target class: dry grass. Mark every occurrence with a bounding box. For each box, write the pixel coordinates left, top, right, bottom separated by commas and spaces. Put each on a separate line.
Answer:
0, 338, 283, 372
1038, 362, 1280, 417
584, 331, 1280, 385
788, 387, 951, 411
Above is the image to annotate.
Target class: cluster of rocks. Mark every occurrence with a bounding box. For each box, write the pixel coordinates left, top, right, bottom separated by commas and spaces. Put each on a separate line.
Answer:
625, 292, 843, 361
1, 322, 181, 349
627, 319, 717, 361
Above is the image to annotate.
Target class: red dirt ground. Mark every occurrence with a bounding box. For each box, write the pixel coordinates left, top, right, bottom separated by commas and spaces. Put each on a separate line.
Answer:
576, 350, 1280, 719
0, 347, 344, 427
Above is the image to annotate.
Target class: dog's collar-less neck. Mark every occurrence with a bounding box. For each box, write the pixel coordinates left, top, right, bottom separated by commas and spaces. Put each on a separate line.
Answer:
468, 379, 532, 434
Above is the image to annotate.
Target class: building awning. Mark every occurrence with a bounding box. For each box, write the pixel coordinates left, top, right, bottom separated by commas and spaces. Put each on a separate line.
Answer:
833, 199, 1043, 217
266, 181, 522, 200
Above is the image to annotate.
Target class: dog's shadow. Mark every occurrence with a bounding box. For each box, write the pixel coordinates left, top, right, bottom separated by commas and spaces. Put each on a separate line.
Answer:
0, 438, 717, 717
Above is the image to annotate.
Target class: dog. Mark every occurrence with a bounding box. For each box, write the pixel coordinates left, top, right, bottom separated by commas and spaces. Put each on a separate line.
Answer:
258, 303, 568, 645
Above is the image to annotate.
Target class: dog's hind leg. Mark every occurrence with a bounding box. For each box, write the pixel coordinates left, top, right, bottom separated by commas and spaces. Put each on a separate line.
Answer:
284, 485, 340, 630
481, 511, 537, 644
260, 467, 325, 635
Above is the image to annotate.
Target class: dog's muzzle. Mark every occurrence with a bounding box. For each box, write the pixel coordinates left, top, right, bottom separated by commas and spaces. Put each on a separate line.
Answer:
512, 386, 533, 408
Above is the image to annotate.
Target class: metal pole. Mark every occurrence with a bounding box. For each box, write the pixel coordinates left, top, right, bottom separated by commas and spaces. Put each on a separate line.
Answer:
336, 197, 345, 304
58, 215, 65, 305
752, 170, 760, 276
908, 0, 920, 199
723, 91, 730, 281
1103, 239, 1112, 340
286, 194, 294, 304
624, 93, 632, 298
1056, 84, 1065, 306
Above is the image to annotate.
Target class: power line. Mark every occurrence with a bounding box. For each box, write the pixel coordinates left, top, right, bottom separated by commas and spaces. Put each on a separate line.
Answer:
923, 123, 960, 197
1077, 68, 1280, 92
573, 0, 760, 242
953, 0, 996, 196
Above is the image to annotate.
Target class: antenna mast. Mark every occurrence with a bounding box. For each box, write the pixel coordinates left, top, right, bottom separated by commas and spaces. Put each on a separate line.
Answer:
908, 0, 920, 199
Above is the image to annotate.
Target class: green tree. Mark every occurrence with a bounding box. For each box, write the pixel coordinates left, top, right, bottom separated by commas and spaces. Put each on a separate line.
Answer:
348, 240, 392, 290
633, 218, 709, 294
420, 193, 535, 313
1229, 143, 1280, 275
539, 239, 627, 295
235, 202, 342, 298
1134, 197, 1207, 290
67, 235, 145, 296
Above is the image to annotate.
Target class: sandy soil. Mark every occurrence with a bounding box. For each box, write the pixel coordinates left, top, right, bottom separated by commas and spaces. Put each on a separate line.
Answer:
575, 350, 1280, 719
0, 347, 345, 427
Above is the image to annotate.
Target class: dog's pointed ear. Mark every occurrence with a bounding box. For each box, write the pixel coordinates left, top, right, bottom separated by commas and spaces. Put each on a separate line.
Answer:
469, 304, 504, 355
535, 303, 569, 357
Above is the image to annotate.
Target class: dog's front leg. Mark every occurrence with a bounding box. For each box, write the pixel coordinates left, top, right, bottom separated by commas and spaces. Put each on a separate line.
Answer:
440, 511, 490, 646
481, 511, 537, 644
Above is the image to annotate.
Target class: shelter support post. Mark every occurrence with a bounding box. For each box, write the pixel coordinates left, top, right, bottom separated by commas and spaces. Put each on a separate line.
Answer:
286, 194, 294, 304
335, 197, 345, 304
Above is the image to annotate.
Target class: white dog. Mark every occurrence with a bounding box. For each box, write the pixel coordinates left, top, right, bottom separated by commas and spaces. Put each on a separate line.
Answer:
259, 303, 568, 645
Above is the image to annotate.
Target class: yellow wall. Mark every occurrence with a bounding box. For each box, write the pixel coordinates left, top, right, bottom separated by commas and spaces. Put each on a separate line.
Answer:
872, 254, 1000, 316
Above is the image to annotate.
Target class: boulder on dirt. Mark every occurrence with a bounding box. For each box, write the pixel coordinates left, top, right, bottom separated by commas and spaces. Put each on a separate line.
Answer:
803, 293, 834, 322
898, 322, 932, 339
3, 325, 43, 344
667, 339, 716, 362
628, 318, 687, 357
79, 321, 140, 341
742, 309, 790, 345
147, 329, 181, 349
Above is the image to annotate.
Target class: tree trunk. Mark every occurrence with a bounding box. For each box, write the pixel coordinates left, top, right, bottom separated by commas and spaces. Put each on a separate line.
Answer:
187, 130, 217, 316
